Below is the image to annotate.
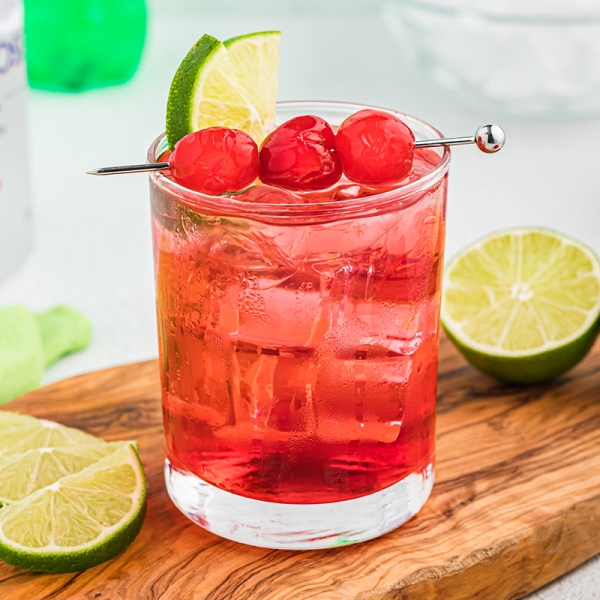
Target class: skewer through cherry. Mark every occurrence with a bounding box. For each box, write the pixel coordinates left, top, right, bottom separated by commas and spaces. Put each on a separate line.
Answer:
88, 112, 505, 196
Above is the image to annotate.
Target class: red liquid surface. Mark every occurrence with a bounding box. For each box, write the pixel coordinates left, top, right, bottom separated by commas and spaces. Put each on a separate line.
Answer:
154, 148, 446, 504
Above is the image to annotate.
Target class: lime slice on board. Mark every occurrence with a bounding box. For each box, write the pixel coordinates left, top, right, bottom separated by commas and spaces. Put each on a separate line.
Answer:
0, 442, 131, 504
224, 31, 280, 134
441, 228, 600, 383
0, 411, 102, 457
166, 31, 280, 150
0, 443, 147, 573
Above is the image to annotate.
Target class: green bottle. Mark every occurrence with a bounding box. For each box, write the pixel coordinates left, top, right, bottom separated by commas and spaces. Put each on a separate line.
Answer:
23, 0, 147, 92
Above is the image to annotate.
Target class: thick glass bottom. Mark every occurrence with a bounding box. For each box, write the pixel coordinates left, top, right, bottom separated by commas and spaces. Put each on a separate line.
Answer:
165, 459, 434, 550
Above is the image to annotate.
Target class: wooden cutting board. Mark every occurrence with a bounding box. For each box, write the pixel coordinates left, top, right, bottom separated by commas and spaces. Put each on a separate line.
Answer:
1, 334, 600, 600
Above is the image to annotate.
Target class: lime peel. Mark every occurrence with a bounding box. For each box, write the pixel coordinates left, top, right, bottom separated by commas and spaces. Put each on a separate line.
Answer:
166, 34, 222, 150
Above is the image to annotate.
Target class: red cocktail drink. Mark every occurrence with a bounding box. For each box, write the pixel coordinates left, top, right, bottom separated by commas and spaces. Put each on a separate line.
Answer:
149, 102, 450, 548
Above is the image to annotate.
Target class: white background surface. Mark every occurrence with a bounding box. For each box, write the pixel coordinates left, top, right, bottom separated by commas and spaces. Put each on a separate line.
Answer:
1, 1, 599, 597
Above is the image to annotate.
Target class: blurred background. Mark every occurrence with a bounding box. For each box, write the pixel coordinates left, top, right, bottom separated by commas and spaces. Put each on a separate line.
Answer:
1, 0, 600, 594
0, 2, 598, 370
2, 0, 599, 380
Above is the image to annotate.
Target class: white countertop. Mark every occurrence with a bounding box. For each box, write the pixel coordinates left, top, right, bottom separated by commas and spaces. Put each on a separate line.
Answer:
1, 2, 599, 596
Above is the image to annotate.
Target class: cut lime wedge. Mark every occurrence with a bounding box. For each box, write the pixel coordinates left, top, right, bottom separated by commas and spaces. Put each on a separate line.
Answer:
0, 411, 102, 457
0, 442, 130, 504
441, 228, 600, 383
224, 31, 280, 135
0, 443, 146, 573
166, 33, 269, 149
166, 31, 281, 150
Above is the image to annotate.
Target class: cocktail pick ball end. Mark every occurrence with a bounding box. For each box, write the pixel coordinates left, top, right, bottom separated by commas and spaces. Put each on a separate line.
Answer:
475, 124, 505, 153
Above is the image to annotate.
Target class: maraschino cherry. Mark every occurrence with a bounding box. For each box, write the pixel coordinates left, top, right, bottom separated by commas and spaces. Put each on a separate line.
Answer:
335, 109, 415, 186
259, 115, 342, 191
169, 127, 259, 195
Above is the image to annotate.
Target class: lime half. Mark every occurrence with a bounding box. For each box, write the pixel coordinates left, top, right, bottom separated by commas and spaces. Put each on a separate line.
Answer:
441, 228, 600, 383
0, 443, 146, 573
166, 32, 280, 149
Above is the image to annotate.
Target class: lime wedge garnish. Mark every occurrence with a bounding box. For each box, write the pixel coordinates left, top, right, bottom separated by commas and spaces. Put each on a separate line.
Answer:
0, 443, 146, 573
0, 411, 102, 457
0, 442, 129, 504
166, 32, 280, 150
441, 228, 600, 383
224, 31, 280, 134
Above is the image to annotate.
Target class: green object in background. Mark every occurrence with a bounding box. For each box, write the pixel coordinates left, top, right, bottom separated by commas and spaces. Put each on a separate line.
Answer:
35, 306, 93, 367
0, 306, 44, 405
24, 0, 147, 92
0, 305, 92, 404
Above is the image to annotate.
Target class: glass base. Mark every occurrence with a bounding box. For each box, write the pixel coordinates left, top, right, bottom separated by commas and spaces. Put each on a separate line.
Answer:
165, 460, 434, 550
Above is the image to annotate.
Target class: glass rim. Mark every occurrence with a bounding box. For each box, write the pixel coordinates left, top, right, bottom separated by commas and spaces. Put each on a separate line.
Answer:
148, 100, 451, 224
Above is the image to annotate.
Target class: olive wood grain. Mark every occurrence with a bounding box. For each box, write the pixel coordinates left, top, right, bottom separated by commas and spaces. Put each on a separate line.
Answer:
1, 334, 600, 600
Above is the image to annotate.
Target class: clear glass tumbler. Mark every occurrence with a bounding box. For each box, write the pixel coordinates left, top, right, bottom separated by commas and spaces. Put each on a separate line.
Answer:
148, 101, 450, 549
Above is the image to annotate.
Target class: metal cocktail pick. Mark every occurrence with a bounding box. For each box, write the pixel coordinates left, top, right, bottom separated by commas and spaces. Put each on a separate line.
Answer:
415, 124, 505, 153
86, 124, 505, 176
